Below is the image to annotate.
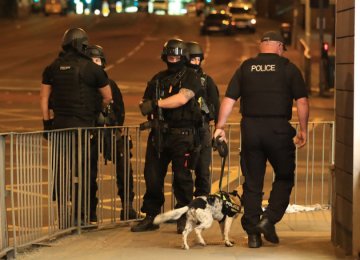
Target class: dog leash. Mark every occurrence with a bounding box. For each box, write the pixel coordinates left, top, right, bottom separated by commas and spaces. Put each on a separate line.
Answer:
213, 136, 228, 191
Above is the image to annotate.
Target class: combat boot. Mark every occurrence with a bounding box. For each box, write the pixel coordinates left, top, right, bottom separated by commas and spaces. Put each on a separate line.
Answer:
256, 217, 279, 244
131, 215, 159, 232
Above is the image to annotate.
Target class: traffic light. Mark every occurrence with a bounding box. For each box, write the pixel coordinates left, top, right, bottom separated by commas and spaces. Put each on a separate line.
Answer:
321, 42, 329, 59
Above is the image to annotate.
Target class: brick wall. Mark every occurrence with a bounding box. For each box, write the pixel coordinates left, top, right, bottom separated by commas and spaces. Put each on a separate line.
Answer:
334, 0, 354, 255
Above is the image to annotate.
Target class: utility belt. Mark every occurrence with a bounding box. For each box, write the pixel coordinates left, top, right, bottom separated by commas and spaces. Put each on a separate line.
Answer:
167, 127, 195, 136
243, 115, 289, 120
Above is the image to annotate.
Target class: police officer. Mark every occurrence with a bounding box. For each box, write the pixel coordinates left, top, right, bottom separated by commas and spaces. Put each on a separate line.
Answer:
131, 39, 202, 233
186, 41, 220, 197
214, 31, 309, 248
86, 44, 138, 220
40, 28, 112, 224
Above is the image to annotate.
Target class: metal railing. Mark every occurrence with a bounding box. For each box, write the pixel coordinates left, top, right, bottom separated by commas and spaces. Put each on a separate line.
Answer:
0, 121, 335, 258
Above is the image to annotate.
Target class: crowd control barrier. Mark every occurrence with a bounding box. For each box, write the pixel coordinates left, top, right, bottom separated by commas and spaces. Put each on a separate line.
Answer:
0, 121, 334, 258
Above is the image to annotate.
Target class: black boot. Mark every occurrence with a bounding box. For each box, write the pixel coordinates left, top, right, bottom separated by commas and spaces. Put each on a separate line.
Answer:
131, 215, 159, 232
256, 217, 279, 244
248, 233, 262, 248
90, 211, 98, 223
176, 214, 187, 234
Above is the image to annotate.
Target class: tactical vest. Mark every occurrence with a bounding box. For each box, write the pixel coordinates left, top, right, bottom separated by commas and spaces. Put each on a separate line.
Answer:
51, 55, 101, 122
240, 56, 292, 119
157, 68, 202, 128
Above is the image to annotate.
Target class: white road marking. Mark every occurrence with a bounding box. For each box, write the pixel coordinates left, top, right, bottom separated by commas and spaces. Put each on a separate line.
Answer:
110, 40, 146, 69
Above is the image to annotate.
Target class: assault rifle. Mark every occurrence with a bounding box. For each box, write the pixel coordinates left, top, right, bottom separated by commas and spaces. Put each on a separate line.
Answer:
140, 79, 167, 158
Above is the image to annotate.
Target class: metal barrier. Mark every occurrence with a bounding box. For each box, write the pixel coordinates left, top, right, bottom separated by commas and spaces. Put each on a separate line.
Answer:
0, 121, 335, 257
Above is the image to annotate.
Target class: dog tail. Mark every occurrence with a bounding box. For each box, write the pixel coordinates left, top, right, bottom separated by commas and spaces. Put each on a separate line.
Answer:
153, 206, 189, 225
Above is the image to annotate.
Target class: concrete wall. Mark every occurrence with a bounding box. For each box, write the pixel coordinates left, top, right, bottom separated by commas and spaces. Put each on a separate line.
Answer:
334, 0, 359, 256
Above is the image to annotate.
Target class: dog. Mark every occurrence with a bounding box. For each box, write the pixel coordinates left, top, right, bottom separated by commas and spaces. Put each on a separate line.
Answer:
153, 189, 242, 250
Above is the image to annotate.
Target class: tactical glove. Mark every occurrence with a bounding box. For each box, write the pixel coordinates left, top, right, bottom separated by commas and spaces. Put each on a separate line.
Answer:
139, 99, 158, 116
43, 119, 54, 131
43, 119, 54, 140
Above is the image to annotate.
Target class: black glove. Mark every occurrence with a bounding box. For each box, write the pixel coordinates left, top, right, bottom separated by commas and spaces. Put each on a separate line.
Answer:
43, 119, 54, 140
43, 119, 54, 131
212, 136, 228, 158
139, 99, 157, 116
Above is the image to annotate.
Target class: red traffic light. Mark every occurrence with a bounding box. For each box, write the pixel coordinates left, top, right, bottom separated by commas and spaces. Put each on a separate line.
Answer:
323, 42, 329, 51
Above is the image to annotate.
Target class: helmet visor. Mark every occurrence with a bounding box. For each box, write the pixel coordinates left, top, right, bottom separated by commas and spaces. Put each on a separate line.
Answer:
165, 47, 184, 56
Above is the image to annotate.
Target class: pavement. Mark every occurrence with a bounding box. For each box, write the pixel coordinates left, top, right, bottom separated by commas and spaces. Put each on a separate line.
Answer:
16, 209, 351, 260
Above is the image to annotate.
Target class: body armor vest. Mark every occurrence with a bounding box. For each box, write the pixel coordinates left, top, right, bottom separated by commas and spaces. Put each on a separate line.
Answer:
240, 57, 292, 119
51, 55, 101, 122
157, 68, 202, 128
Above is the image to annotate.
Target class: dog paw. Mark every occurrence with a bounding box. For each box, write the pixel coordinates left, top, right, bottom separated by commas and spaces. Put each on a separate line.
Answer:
182, 244, 190, 250
199, 241, 206, 247
225, 240, 234, 247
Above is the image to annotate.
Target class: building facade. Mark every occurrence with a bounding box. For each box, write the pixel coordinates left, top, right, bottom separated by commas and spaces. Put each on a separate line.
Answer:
334, 0, 359, 257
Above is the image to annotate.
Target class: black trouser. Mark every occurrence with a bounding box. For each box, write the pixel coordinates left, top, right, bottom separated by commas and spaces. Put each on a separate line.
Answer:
194, 122, 212, 197
240, 117, 296, 235
90, 132, 135, 213
141, 129, 195, 216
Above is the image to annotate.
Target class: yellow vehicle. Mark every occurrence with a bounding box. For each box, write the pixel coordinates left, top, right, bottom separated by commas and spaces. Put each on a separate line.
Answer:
44, 0, 68, 16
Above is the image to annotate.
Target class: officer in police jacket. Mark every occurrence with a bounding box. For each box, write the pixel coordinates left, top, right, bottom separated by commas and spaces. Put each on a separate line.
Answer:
214, 31, 309, 248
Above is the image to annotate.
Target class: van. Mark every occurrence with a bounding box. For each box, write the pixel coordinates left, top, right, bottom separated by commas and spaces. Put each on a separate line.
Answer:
44, 0, 68, 16
227, 1, 256, 32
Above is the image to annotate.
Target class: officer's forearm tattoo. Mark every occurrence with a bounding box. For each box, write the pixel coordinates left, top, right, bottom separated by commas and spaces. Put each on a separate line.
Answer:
179, 88, 195, 100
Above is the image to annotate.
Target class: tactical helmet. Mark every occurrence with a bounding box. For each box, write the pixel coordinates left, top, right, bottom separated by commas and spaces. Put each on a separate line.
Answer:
86, 45, 106, 67
62, 28, 89, 53
187, 41, 204, 61
161, 38, 189, 62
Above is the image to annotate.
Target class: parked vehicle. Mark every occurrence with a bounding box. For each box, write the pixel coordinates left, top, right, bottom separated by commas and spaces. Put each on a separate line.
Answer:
227, 1, 256, 32
151, 0, 168, 13
44, 0, 68, 16
200, 11, 235, 35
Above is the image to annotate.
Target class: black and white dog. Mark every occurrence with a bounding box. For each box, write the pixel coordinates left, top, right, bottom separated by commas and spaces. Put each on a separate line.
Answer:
153, 189, 242, 250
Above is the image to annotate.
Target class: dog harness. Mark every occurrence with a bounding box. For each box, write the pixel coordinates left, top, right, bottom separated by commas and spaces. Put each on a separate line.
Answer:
212, 191, 241, 219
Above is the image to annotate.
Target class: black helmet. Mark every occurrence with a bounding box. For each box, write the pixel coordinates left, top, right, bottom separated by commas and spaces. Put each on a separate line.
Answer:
161, 38, 189, 62
62, 28, 89, 53
187, 41, 204, 61
86, 44, 106, 67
